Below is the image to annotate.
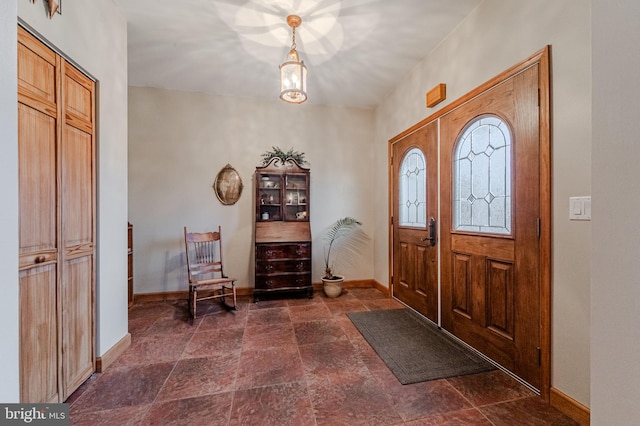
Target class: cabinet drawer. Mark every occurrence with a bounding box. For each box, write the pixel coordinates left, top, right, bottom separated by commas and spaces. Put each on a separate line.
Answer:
255, 274, 311, 290
256, 259, 310, 275
256, 243, 310, 259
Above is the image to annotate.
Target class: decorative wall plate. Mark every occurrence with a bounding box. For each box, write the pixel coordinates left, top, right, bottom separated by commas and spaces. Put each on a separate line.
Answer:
213, 164, 243, 205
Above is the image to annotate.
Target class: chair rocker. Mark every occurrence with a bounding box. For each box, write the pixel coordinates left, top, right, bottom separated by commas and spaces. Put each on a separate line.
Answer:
184, 226, 237, 318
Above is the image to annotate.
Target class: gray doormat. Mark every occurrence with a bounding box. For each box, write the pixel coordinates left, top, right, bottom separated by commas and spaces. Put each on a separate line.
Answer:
348, 309, 496, 384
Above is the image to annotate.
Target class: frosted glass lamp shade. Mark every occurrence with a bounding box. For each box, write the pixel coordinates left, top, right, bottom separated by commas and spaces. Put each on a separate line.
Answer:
280, 49, 307, 104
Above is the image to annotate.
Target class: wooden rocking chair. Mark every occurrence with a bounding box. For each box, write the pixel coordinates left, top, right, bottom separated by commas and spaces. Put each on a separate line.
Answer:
184, 226, 237, 318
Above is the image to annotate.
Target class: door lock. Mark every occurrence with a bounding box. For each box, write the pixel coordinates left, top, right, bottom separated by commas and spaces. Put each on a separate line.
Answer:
420, 217, 437, 246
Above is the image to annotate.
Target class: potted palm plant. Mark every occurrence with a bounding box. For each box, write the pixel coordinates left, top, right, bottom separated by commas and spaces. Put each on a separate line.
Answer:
322, 217, 368, 297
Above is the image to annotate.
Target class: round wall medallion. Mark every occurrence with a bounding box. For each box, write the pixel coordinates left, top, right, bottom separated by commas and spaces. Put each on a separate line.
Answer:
213, 164, 243, 205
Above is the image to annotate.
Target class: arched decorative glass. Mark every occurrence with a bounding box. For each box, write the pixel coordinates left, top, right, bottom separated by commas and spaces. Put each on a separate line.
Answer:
453, 115, 512, 234
399, 148, 427, 227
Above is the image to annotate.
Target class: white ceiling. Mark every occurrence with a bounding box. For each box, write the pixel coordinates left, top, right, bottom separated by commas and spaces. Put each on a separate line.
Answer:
114, 0, 482, 109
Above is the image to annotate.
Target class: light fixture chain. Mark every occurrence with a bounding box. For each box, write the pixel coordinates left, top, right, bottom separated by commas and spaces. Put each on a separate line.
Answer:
291, 25, 297, 50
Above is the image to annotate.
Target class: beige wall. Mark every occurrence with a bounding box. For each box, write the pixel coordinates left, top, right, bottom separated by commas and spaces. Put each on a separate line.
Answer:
0, 0, 19, 402
591, 1, 640, 423
374, 0, 591, 406
128, 87, 375, 294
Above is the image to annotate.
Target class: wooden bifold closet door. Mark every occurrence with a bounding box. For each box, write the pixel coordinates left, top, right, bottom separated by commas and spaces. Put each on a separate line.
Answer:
18, 26, 96, 403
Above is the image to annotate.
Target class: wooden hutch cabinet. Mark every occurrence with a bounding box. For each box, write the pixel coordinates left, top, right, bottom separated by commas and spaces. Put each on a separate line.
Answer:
254, 158, 312, 301
128, 222, 134, 307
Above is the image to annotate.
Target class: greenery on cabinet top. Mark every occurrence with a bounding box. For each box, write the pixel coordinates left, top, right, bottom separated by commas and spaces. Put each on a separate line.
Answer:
260, 146, 308, 166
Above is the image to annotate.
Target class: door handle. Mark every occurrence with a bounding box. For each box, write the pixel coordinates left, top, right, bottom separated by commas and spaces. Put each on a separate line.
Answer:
420, 217, 437, 246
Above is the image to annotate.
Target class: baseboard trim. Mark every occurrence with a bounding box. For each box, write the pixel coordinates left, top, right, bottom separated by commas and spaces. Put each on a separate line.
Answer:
235, 287, 253, 296
550, 387, 590, 426
95, 333, 131, 373
312, 278, 377, 291
341, 279, 377, 289
372, 279, 390, 296
133, 291, 186, 303
133, 287, 254, 304
135, 280, 380, 304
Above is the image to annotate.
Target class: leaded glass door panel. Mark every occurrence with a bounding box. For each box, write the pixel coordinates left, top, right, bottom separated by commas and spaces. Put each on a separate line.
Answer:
453, 115, 512, 235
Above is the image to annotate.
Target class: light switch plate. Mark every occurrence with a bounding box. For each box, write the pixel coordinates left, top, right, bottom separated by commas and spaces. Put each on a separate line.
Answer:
569, 196, 591, 220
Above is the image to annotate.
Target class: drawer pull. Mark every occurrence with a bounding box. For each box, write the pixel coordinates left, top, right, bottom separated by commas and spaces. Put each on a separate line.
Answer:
34, 255, 46, 264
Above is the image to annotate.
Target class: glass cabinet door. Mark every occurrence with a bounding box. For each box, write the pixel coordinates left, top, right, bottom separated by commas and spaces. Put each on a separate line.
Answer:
257, 173, 282, 221
284, 174, 309, 221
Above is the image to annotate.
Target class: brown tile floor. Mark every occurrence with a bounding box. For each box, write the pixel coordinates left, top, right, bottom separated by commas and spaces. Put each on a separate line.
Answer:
67, 288, 578, 425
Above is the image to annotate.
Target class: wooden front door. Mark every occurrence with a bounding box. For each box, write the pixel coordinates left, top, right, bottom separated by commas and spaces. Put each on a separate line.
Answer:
391, 120, 438, 322
440, 63, 542, 388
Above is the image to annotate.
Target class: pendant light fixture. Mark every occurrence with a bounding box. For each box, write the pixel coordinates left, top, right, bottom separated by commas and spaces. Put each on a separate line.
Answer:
279, 15, 308, 104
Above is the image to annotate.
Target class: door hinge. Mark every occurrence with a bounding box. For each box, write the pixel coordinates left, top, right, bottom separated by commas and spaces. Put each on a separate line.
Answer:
537, 217, 541, 237
390, 216, 394, 225
390, 156, 393, 165
537, 89, 540, 107
537, 347, 542, 365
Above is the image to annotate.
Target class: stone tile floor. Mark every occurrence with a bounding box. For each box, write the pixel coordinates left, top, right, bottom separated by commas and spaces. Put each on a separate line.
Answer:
67, 288, 578, 425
